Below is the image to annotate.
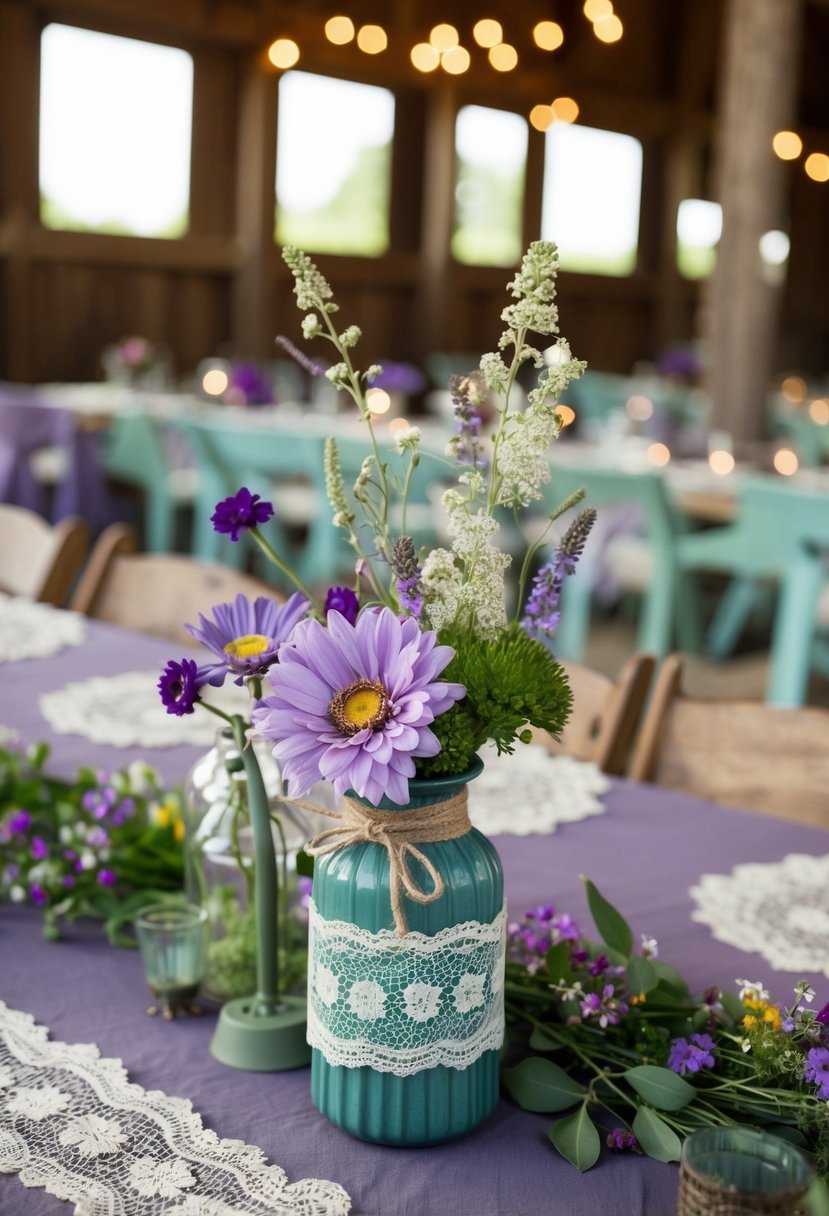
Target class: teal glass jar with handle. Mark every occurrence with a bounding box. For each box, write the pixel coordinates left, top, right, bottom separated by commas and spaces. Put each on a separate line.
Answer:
306, 758, 505, 1147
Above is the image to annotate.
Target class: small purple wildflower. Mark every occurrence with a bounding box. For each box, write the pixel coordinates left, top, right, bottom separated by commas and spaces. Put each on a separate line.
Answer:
30, 836, 48, 861
447, 373, 487, 470
571, 947, 589, 964
782, 1016, 797, 1033
62, 875, 75, 889
86, 826, 109, 848
816, 1003, 829, 1026
324, 586, 359, 626
97, 869, 117, 887
805, 1047, 829, 1099
580, 983, 628, 1028
158, 658, 203, 717
391, 536, 423, 620
588, 955, 610, 977
30, 884, 48, 906
369, 361, 427, 395
211, 487, 274, 541
607, 1128, 638, 1152
668, 1033, 716, 1076
522, 507, 597, 640
275, 333, 327, 377
9, 809, 31, 834
223, 362, 274, 407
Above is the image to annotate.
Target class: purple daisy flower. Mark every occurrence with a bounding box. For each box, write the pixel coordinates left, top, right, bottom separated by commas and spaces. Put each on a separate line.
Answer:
251, 607, 466, 806
158, 658, 203, 716
324, 586, 359, 626
805, 1046, 829, 1099
9, 809, 32, 834
668, 1033, 716, 1075
185, 592, 310, 687
211, 487, 274, 541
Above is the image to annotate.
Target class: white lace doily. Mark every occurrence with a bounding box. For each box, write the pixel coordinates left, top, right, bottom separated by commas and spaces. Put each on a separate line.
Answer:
0, 1001, 350, 1216
690, 853, 829, 976
0, 594, 86, 662
39, 671, 250, 749
468, 747, 610, 836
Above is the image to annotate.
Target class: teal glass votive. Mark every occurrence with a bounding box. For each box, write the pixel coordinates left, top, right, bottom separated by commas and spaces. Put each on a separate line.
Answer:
135, 903, 208, 1019
678, 1127, 813, 1216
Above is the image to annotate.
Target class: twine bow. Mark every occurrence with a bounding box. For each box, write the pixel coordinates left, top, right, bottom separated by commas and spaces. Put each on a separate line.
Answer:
302, 790, 472, 936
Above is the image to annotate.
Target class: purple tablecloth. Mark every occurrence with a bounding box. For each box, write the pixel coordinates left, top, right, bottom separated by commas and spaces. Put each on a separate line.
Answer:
2, 616, 829, 1215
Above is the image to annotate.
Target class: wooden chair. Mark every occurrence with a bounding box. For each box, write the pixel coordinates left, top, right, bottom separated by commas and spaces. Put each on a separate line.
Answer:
70, 523, 283, 647
629, 652, 829, 826
0, 504, 88, 606
535, 653, 656, 776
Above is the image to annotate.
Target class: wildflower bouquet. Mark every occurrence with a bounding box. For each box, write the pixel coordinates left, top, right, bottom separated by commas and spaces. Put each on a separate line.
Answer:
0, 737, 184, 944
161, 241, 594, 806
503, 877, 829, 1190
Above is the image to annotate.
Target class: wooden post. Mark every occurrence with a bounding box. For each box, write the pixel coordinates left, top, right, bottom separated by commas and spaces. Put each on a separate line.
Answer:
706, 0, 802, 443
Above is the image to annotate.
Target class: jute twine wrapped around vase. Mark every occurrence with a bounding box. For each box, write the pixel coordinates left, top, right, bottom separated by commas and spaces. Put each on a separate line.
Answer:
677, 1162, 809, 1216
677, 1128, 812, 1216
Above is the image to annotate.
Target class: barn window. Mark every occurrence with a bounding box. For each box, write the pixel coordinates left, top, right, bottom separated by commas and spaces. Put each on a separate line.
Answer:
452, 105, 528, 266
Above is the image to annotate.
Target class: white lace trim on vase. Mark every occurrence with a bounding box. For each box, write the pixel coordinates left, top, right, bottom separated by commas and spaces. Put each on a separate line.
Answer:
307, 900, 506, 1076
39, 671, 250, 749
468, 745, 610, 836
0, 1001, 351, 1216
690, 852, 829, 977
0, 594, 86, 662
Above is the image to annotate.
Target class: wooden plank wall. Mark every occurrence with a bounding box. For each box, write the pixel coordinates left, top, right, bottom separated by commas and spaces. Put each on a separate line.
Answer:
0, 0, 826, 393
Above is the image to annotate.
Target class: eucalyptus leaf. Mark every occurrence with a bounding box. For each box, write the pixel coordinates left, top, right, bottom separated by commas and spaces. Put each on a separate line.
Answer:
766, 1124, 809, 1149
625, 1065, 696, 1111
583, 878, 633, 959
626, 955, 658, 995
721, 990, 748, 1021
502, 1056, 587, 1113
548, 1105, 601, 1171
529, 1024, 562, 1052
632, 1107, 682, 1163
544, 940, 574, 983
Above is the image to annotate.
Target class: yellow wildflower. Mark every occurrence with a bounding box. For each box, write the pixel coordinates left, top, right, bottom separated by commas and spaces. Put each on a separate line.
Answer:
743, 998, 782, 1031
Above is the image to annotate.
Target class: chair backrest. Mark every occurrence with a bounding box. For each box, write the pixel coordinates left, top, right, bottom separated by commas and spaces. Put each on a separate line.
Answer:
70, 523, 283, 646
629, 652, 829, 826
535, 653, 655, 775
729, 475, 829, 569
0, 504, 88, 605
103, 412, 169, 489
546, 461, 682, 551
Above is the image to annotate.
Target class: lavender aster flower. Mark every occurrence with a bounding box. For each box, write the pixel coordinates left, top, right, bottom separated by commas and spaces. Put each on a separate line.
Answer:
522, 507, 597, 639
9, 809, 31, 834
252, 607, 465, 806
31, 836, 48, 860
158, 658, 203, 716
211, 487, 274, 541
324, 586, 359, 625
30, 884, 48, 906
668, 1033, 716, 1075
392, 536, 424, 619
607, 1129, 638, 1152
185, 592, 309, 687
805, 1047, 829, 1099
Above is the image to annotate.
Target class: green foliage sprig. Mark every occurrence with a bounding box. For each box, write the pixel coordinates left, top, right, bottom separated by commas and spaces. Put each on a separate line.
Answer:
0, 737, 184, 944
503, 878, 829, 1204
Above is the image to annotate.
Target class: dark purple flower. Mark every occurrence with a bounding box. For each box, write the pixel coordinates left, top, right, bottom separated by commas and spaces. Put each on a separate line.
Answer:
668, 1033, 716, 1076
816, 1003, 829, 1026
447, 373, 488, 470
223, 362, 274, 407
369, 361, 427, 395
324, 586, 359, 626
211, 487, 274, 541
158, 658, 203, 717
522, 508, 597, 640
571, 947, 589, 964
30, 884, 48, 906
62, 875, 75, 889
97, 869, 117, 887
588, 955, 610, 977
607, 1128, 638, 1152
8, 809, 31, 834
30, 836, 48, 861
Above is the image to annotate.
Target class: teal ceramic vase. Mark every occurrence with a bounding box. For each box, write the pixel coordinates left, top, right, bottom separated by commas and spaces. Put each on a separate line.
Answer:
308, 759, 505, 1146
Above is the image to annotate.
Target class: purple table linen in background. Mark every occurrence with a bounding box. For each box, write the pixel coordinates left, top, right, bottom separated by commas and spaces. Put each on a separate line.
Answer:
2, 616, 829, 1214
0, 390, 111, 527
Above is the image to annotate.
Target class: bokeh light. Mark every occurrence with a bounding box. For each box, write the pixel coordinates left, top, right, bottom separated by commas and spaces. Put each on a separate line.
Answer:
410, 42, 440, 72
709, 449, 736, 475
473, 19, 502, 48
805, 152, 829, 182
203, 368, 228, 396
357, 25, 387, 54
556, 404, 576, 426
529, 104, 554, 132
366, 388, 391, 415
773, 447, 799, 476
593, 14, 623, 42
584, 0, 613, 19
551, 97, 579, 124
626, 394, 654, 421
429, 23, 459, 51
268, 39, 300, 69
808, 397, 829, 425
772, 130, 802, 160
781, 375, 807, 403
442, 45, 471, 74
647, 442, 671, 467
533, 21, 564, 51
489, 43, 518, 71
324, 16, 354, 45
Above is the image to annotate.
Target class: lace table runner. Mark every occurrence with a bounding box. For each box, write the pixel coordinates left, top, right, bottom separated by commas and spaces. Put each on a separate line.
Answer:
39, 671, 249, 749
0, 1001, 350, 1216
469, 746, 610, 836
690, 853, 829, 977
0, 595, 86, 662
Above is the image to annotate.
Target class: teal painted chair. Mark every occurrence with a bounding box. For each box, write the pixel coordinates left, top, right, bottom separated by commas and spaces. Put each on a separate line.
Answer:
541, 462, 702, 660
568, 372, 629, 431
676, 477, 829, 677
103, 412, 195, 552
770, 413, 829, 468
172, 416, 342, 590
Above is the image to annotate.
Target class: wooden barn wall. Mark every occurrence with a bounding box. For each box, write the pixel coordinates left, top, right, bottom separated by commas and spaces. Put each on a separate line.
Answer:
0, 0, 827, 389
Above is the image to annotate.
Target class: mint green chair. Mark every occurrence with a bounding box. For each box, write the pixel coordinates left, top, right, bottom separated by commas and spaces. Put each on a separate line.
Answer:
542, 463, 702, 660
103, 412, 194, 552
172, 416, 342, 590
676, 476, 828, 669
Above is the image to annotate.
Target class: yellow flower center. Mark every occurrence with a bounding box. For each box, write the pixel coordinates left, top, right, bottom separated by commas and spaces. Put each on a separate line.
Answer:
223, 634, 270, 659
329, 679, 389, 735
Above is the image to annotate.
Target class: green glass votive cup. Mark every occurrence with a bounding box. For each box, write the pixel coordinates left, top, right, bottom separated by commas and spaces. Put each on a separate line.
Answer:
135, 903, 208, 1018
678, 1127, 813, 1216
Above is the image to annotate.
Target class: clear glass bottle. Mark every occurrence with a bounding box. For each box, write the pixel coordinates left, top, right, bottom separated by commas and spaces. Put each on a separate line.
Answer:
184, 727, 313, 1003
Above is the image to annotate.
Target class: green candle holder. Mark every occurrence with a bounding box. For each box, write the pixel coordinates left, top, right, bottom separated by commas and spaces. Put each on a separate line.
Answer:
135, 902, 207, 1020
208, 715, 311, 1072
678, 1127, 813, 1216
